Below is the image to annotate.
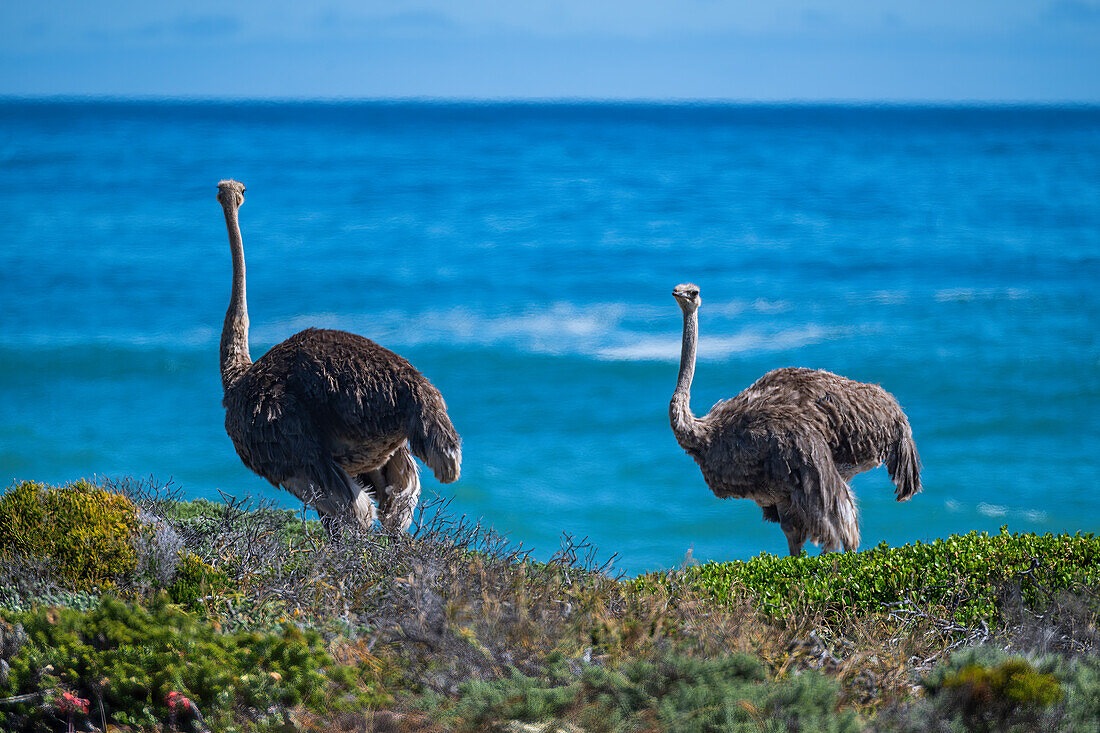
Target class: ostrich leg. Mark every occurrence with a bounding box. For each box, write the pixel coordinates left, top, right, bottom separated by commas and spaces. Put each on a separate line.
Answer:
776, 505, 808, 557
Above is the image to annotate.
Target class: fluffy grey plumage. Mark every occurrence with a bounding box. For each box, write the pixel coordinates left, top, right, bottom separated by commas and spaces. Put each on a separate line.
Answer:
216, 180, 461, 531
669, 283, 920, 555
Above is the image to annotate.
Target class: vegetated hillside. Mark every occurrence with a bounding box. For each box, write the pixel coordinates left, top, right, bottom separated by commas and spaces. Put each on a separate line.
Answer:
0, 478, 1097, 732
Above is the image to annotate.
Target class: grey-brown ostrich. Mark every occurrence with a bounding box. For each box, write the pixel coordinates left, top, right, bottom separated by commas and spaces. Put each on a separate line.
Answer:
217, 179, 460, 532
669, 283, 921, 555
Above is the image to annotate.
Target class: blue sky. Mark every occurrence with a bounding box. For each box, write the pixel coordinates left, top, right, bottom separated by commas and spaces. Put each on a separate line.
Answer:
2, 0, 1098, 101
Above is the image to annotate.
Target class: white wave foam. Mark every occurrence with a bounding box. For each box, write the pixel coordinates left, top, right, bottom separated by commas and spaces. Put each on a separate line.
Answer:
261, 302, 631, 356
596, 325, 834, 362
977, 502, 1008, 518
860, 290, 910, 305
7, 301, 841, 363
977, 502, 1048, 522
947, 500, 1047, 523
935, 287, 1030, 303
596, 337, 677, 361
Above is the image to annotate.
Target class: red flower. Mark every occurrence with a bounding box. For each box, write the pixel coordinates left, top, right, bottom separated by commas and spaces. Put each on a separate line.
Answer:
166, 690, 192, 711
58, 691, 89, 715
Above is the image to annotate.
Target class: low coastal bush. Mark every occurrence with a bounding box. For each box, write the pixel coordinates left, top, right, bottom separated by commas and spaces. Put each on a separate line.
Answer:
0, 481, 139, 590
875, 646, 1100, 733
0, 478, 1097, 731
167, 552, 233, 609
638, 529, 1100, 626
0, 594, 373, 731
932, 656, 1063, 730
436, 650, 861, 732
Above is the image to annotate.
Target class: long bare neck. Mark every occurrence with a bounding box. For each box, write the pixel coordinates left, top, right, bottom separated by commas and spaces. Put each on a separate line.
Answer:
220, 200, 252, 392
670, 307, 706, 450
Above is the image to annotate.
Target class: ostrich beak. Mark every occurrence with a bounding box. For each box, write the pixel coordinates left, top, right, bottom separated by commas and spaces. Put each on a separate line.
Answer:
217, 180, 246, 209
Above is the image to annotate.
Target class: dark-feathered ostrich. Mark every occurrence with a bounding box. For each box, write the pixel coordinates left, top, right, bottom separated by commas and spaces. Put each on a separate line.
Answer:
216, 180, 461, 531
669, 283, 921, 555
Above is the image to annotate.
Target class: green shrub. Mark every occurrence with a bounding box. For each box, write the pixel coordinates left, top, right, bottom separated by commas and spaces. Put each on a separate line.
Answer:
437, 650, 861, 732
935, 659, 1061, 731
0, 595, 366, 731
167, 552, 233, 608
0, 481, 140, 590
637, 528, 1100, 626
870, 646, 1100, 733
168, 497, 313, 545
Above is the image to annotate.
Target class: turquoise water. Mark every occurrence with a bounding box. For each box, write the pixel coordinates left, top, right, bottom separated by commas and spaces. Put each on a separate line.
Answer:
1, 101, 1098, 574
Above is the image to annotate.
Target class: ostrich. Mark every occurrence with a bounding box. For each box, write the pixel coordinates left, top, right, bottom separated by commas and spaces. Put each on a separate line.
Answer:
216, 179, 461, 532
669, 283, 921, 556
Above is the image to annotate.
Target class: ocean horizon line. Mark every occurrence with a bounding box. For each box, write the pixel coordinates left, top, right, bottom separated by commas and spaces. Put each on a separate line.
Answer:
3, 94, 1099, 110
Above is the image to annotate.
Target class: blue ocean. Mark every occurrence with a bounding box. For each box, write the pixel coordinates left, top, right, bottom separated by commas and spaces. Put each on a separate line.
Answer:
1, 101, 1097, 574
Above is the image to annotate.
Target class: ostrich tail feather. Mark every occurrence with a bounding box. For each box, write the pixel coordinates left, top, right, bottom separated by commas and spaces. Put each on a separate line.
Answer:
887, 422, 922, 502
408, 399, 462, 484
351, 486, 379, 529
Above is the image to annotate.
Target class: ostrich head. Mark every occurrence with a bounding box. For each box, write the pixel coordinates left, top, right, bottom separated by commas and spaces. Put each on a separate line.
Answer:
217, 179, 245, 208
672, 283, 701, 312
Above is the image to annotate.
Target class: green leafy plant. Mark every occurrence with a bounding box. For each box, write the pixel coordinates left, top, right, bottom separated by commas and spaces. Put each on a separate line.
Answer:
637, 528, 1100, 626
167, 552, 233, 608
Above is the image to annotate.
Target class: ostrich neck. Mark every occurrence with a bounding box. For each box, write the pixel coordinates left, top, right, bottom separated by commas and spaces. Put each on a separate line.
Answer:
671, 308, 706, 450
220, 202, 252, 392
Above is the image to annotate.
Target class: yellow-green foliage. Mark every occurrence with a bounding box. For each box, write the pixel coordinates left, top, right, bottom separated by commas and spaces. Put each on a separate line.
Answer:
920, 653, 1069, 732
943, 660, 1063, 708
0, 480, 139, 589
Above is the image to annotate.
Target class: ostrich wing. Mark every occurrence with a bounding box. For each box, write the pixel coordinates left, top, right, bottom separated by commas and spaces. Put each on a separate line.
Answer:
784, 432, 860, 551
697, 412, 860, 551
225, 386, 360, 517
